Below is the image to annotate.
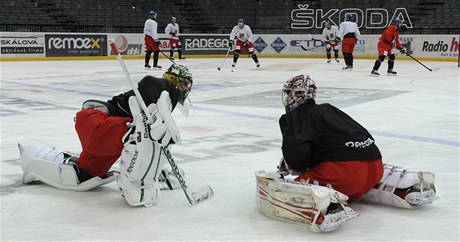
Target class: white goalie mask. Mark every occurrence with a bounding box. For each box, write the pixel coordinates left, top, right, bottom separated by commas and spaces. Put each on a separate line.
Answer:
282, 75, 317, 112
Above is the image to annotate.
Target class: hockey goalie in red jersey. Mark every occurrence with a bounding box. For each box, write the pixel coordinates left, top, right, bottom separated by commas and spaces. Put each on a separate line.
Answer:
19, 64, 193, 207
371, 18, 407, 76
255, 74, 438, 232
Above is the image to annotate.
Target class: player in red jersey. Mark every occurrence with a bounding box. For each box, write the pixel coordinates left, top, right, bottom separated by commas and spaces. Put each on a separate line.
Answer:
371, 18, 407, 76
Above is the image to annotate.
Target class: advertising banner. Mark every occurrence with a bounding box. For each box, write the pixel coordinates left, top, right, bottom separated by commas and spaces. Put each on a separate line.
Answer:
0, 33, 45, 57
182, 34, 231, 54
107, 34, 144, 56
45, 34, 107, 57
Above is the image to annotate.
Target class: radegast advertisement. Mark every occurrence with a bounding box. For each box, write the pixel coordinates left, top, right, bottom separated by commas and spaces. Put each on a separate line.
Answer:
182, 34, 231, 54
45, 34, 107, 57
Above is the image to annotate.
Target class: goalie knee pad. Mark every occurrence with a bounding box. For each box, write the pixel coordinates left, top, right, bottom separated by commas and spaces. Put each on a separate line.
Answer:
255, 170, 359, 232
19, 144, 117, 191
361, 163, 437, 209
117, 97, 169, 206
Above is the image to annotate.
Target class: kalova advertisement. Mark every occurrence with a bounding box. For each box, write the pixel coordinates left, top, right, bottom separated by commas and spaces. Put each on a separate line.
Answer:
0, 33, 45, 56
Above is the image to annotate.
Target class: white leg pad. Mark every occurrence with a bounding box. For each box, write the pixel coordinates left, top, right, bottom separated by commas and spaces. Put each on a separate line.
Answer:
255, 170, 359, 232
117, 97, 168, 206
19, 144, 118, 191
361, 163, 438, 208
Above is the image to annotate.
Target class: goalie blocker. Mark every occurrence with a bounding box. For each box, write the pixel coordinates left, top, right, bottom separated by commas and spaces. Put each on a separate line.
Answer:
255, 170, 359, 233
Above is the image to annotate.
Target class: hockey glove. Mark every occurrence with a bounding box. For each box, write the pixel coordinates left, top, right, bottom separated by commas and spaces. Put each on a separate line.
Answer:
229, 41, 233, 48
170, 32, 176, 37
399, 47, 406, 54
154, 40, 161, 47
243, 41, 250, 47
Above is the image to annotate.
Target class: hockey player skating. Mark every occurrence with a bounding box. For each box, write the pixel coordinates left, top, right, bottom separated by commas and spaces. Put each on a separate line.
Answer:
371, 18, 406, 76
144, 10, 162, 69
256, 75, 437, 232
229, 19, 260, 69
19, 64, 193, 207
322, 21, 340, 63
165, 16, 185, 60
337, 13, 360, 70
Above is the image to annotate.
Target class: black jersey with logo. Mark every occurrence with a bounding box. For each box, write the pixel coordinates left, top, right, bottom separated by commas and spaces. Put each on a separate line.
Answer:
279, 99, 381, 172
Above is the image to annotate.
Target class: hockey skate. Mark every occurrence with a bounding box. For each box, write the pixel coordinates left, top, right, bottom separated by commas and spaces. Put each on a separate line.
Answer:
179, 56, 186, 60
152, 65, 162, 70
371, 69, 380, 77
342, 65, 353, 71
256, 62, 260, 68
387, 69, 397, 76
144, 64, 151, 70
335, 58, 339, 63
327, 59, 331, 63
170, 57, 175, 61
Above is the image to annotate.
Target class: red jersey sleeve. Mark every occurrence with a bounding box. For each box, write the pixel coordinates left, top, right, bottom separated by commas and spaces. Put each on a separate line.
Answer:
381, 25, 401, 49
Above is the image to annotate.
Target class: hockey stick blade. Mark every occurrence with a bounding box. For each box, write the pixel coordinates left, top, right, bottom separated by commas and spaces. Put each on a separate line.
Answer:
162, 146, 214, 205
189, 185, 214, 205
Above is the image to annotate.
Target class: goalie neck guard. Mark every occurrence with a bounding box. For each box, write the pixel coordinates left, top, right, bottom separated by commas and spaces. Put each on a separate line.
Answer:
162, 64, 193, 105
282, 75, 317, 112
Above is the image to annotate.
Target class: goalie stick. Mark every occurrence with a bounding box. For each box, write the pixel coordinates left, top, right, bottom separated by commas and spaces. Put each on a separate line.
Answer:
109, 39, 214, 205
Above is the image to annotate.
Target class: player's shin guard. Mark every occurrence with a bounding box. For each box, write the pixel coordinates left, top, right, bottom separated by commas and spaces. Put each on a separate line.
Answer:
232, 52, 240, 67
145, 51, 152, 66
326, 49, 331, 60
373, 56, 385, 71
256, 170, 359, 232
388, 54, 395, 70
250, 53, 259, 66
169, 49, 174, 58
117, 97, 167, 206
19, 144, 117, 191
153, 51, 159, 67
361, 163, 438, 209
334, 50, 339, 59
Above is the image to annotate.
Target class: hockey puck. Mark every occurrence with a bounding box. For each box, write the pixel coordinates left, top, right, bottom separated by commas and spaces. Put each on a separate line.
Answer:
217, 67, 221, 71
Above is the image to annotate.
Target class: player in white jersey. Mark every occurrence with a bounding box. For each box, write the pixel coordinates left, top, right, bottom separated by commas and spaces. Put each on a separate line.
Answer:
165, 16, 185, 60
322, 21, 340, 63
337, 13, 360, 70
144, 11, 161, 69
229, 19, 260, 68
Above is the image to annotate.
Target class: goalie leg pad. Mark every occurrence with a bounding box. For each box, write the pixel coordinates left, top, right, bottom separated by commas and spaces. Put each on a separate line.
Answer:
255, 170, 358, 232
19, 144, 117, 191
361, 163, 437, 208
117, 97, 169, 206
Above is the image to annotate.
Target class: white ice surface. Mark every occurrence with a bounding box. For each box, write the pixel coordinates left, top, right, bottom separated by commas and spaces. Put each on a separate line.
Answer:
1, 57, 459, 241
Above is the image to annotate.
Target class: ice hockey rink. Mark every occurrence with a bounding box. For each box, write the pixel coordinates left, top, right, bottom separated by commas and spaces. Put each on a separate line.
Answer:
1, 57, 459, 241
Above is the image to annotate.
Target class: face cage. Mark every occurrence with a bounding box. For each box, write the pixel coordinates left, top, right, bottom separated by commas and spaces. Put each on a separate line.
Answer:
282, 86, 308, 112
163, 73, 193, 105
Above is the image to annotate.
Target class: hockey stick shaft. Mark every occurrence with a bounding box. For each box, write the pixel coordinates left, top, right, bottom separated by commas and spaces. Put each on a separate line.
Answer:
109, 40, 155, 124
300, 45, 323, 52
218, 46, 232, 70
406, 53, 432, 71
160, 50, 178, 65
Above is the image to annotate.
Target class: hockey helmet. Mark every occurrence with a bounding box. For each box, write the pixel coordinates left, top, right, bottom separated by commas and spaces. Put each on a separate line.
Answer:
149, 11, 157, 17
163, 64, 193, 105
392, 17, 402, 24
345, 13, 354, 21
325, 20, 332, 28
282, 75, 316, 112
171, 16, 177, 21
238, 18, 244, 26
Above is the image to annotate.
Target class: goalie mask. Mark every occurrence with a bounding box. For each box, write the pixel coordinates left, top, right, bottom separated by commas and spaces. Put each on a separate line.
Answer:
163, 64, 193, 105
282, 75, 317, 112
